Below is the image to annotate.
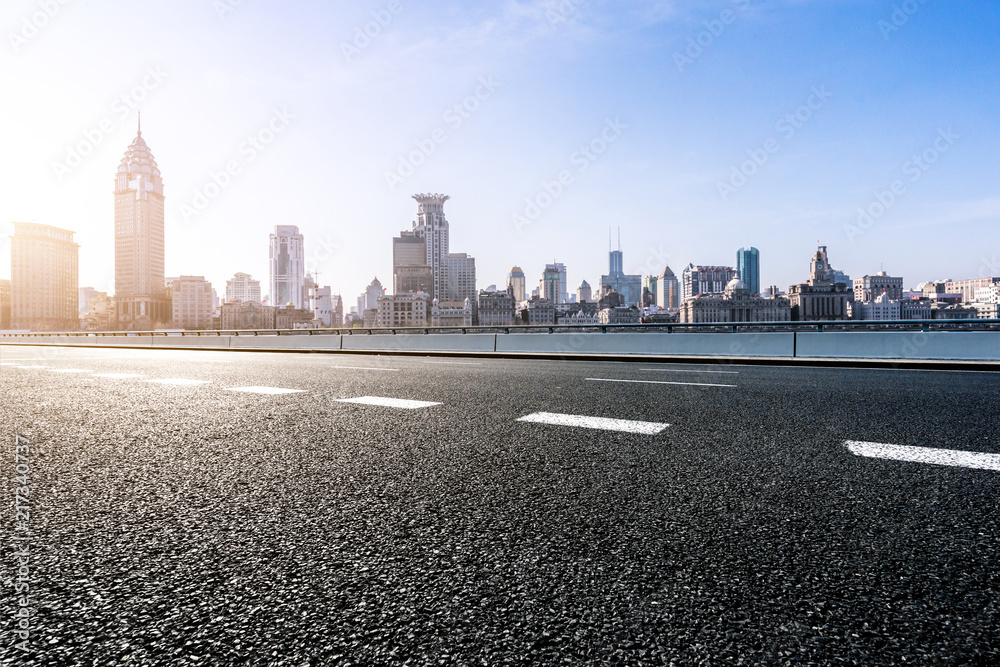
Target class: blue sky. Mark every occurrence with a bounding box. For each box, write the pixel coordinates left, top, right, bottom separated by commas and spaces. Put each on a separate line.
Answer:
1, 0, 998, 302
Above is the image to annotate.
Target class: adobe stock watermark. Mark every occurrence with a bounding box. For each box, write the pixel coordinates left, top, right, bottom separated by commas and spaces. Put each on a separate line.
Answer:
673, 0, 751, 73
718, 85, 832, 202
8, 0, 72, 53
878, 0, 930, 41
384, 75, 500, 191
844, 127, 959, 243
304, 234, 340, 278
546, 0, 586, 27
179, 108, 294, 223
629, 245, 672, 279
11, 434, 33, 653
512, 117, 626, 233
214, 0, 248, 21
978, 254, 999, 279
51, 66, 168, 183
341, 0, 403, 62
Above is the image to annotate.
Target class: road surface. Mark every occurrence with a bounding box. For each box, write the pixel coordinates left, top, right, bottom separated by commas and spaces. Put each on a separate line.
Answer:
1, 345, 998, 665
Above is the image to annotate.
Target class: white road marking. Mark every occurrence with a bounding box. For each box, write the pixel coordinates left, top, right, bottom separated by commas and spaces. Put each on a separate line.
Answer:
517, 412, 669, 435
639, 368, 739, 374
329, 365, 400, 372
586, 378, 737, 388
336, 396, 441, 409
92, 373, 145, 379
226, 386, 305, 395
846, 441, 1000, 472
13, 365, 51, 369
146, 378, 209, 386
423, 361, 482, 366
46, 369, 92, 373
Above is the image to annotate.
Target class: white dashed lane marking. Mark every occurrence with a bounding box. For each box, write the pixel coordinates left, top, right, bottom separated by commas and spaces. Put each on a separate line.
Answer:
328, 365, 400, 372
92, 373, 145, 379
639, 368, 739, 374
586, 378, 737, 388
46, 369, 92, 373
846, 441, 1000, 472
423, 361, 482, 366
518, 412, 669, 435
336, 396, 441, 409
146, 379, 210, 386
226, 387, 305, 395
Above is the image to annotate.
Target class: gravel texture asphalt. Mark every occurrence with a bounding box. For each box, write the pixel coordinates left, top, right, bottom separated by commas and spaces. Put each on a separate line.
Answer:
1, 345, 998, 666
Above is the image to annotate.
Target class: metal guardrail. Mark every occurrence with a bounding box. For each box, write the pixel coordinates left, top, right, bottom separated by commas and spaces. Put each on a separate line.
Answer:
2, 320, 999, 337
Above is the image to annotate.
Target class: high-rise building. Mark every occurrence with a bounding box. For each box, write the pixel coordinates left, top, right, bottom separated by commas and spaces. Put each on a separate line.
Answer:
601, 234, 642, 306
0, 279, 11, 329
553, 262, 568, 303
10, 222, 79, 331
681, 265, 738, 302
446, 253, 477, 319
79, 286, 99, 313
269, 225, 305, 308
225, 272, 261, 303
309, 285, 340, 326
656, 266, 680, 310
358, 277, 385, 316
854, 271, 904, 302
392, 228, 430, 294
642, 275, 658, 305
787, 246, 853, 321
577, 280, 592, 303
541, 264, 563, 304
736, 247, 760, 296
507, 267, 526, 303
391, 194, 476, 306
169, 276, 214, 330
114, 122, 170, 329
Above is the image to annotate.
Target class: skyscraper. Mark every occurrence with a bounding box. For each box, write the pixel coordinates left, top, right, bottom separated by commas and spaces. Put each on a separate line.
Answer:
507, 267, 526, 303
392, 194, 476, 305
656, 266, 679, 310
269, 225, 305, 308
11, 222, 79, 330
577, 280, 592, 303
736, 247, 760, 296
538, 264, 569, 304
114, 120, 169, 329
600, 232, 642, 306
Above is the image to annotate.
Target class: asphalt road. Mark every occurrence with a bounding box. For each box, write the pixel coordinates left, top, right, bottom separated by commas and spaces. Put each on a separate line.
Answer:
1, 345, 998, 665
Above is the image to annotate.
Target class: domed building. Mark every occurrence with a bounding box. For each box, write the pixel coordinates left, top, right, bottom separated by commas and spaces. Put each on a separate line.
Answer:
680, 277, 790, 324
114, 118, 170, 329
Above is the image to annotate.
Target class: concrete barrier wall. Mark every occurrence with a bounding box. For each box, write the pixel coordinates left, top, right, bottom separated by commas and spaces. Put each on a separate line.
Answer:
152, 336, 231, 348
795, 331, 1000, 361
3, 331, 998, 362
229, 335, 341, 350
11, 335, 155, 347
342, 333, 494, 353
497, 332, 795, 357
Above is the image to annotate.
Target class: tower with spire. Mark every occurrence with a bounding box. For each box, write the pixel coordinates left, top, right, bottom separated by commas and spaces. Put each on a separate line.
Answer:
114, 116, 169, 329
